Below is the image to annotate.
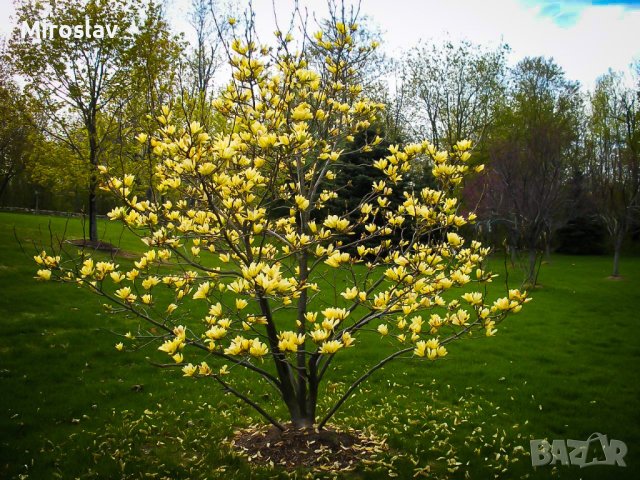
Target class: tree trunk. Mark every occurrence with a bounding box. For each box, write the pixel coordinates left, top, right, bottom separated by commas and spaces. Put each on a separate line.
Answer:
612, 233, 623, 277
290, 411, 315, 429
510, 244, 518, 267
257, 295, 306, 427
526, 248, 537, 287
88, 171, 98, 242
0, 173, 13, 200
544, 240, 551, 261
88, 121, 99, 242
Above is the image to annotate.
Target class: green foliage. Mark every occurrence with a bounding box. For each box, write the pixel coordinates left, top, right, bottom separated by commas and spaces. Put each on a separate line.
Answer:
0, 53, 36, 199
8, 0, 179, 240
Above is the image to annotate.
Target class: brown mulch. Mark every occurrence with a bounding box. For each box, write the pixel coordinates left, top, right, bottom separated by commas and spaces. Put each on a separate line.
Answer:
66, 239, 138, 258
231, 423, 388, 472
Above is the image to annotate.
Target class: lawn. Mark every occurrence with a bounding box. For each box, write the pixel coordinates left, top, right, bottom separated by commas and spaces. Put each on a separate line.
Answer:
1, 211, 638, 479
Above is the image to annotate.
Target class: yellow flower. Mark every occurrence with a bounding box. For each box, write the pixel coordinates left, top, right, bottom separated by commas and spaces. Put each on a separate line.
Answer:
182, 363, 197, 376
292, 103, 313, 121
341, 287, 359, 300
455, 139, 472, 151
249, 339, 268, 357
295, 195, 310, 211
341, 331, 355, 347
426, 338, 440, 350
205, 325, 228, 340
310, 328, 330, 343
172, 352, 184, 363
141, 276, 160, 290
323, 215, 350, 231
193, 281, 211, 300
173, 325, 186, 342
166, 303, 178, 314
158, 338, 182, 355
114, 287, 136, 303
446, 232, 463, 247
493, 297, 510, 311
322, 307, 349, 321
324, 251, 350, 268
377, 324, 389, 336
80, 259, 94, 277
115, 342, 124, 351
319, 340, 343, 354
209, 302, 223, 316
126, 269, 139, 281
36, 269, 52, 281
462, 292, 483, 305
198, 362, 212, 376
110, 272, 125, 283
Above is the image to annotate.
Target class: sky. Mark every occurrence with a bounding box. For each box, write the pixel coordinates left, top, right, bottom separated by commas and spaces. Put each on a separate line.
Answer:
1, 0, 639, 91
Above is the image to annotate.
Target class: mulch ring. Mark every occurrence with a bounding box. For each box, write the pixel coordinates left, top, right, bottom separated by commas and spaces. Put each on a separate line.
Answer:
231, 423, 388, 472
66, 239, 138, 259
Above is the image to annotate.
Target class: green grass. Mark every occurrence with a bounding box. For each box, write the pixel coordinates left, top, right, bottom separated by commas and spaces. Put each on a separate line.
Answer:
1, 211, 638, 479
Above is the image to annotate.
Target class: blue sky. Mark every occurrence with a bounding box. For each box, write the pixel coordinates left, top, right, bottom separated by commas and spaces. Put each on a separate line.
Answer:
1, 0, 638, 90
523, 0, 640, 26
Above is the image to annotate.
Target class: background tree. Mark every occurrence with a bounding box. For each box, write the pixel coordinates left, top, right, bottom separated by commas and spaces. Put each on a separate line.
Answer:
9, 0, 143, 242
401, 39, 509, 151
0, 47, 36, 200
36, 14, 529, 431
186, 0, 233, 97
476, 57, 582, 286
587, 69, 640, 276
109, 0, 183, 194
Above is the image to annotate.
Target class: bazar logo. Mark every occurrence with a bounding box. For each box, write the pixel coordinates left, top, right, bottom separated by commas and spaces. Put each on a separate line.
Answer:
19, 16, 118, 40
530, 433, 627, 468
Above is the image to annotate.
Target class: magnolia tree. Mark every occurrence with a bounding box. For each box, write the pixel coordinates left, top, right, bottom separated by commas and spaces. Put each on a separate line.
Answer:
35, 18, 530, 431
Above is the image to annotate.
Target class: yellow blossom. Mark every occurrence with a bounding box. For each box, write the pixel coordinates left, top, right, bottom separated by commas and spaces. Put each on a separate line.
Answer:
172, 352, 184, 363
249, 339, 268, 357
198, 362, 212, 376
193, 282, 211, 300
447, 232, 463, 247
36, 269, 52, 281
341, 331, 355, 347
341, 287, 359, 300
319, 340, 343, 354
166, 303, 178, 314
